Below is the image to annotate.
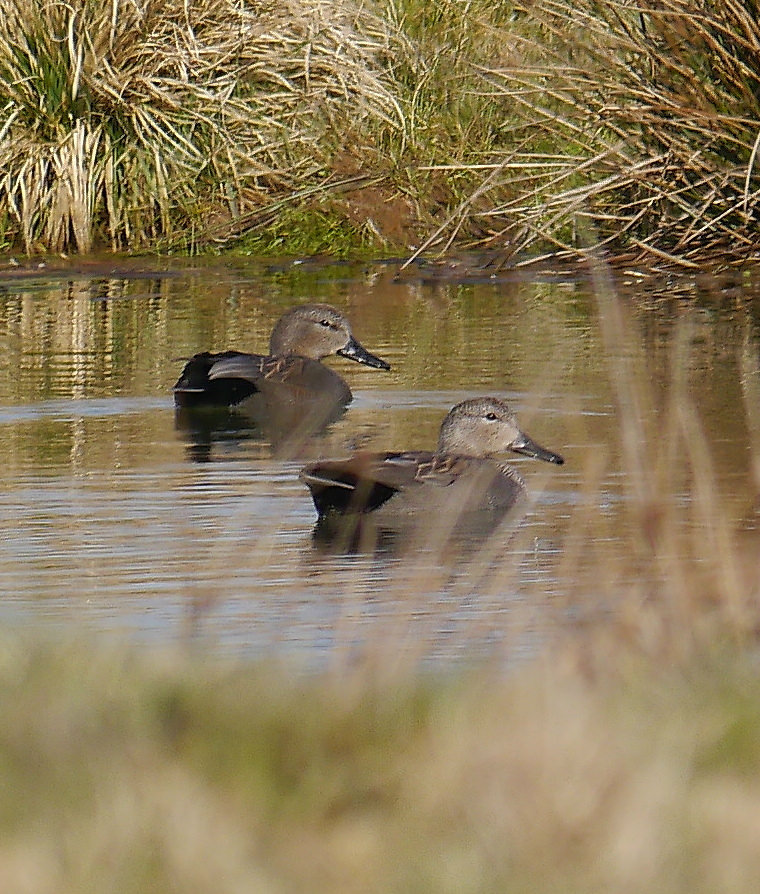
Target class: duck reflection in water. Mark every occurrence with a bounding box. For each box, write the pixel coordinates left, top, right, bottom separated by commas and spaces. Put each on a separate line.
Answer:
300, 396, 564, 552
172, 303, 390, 461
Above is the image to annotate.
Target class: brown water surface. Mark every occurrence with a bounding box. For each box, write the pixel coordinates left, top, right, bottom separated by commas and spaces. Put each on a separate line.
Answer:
0, 257, 757, 665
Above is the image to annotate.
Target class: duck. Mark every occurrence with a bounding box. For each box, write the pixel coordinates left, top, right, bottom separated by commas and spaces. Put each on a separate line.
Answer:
173, 303, 390, 410
300, 397, 564, 533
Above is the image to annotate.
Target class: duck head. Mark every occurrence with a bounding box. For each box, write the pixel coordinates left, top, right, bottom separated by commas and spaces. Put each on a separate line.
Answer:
269, 304, 390, 369
437, 396, 564, 464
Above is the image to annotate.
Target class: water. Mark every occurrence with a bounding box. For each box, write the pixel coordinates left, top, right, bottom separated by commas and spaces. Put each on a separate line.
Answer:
0, 256, 757, 665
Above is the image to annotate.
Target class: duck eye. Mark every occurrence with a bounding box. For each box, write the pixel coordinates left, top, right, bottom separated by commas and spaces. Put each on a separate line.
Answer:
319, 319, 333, 328
485, 412, 498, 421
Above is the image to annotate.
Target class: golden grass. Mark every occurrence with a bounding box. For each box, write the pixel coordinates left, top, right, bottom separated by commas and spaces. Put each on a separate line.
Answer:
461, 0, 760, 265
0, 0, 406, 253
3, 636, 760, 892
4, 0, 759, 261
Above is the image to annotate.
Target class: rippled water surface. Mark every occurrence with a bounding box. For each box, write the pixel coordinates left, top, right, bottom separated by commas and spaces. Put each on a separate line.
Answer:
1, 256, 758, 664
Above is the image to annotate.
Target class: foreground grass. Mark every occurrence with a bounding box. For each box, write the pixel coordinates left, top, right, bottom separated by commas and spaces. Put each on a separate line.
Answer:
4, 634, 760, 894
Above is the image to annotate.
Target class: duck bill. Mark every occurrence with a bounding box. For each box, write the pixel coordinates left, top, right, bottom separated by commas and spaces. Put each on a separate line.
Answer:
511, 432, 565, 465
338, 336, 391, 370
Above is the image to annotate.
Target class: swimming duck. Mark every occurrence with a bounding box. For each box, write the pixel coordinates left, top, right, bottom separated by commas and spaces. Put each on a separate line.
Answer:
300, 397, 564, 525
173, 303, 390, 410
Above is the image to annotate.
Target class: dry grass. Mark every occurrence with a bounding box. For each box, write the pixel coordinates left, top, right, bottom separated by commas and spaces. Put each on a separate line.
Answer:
4, 0, 759, 261
455, 0, 760, 266
0, 0, 405, 252
3, 635, 760, 893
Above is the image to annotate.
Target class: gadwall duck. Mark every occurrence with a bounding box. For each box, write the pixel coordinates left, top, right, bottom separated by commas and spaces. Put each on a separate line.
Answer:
173, 303, 390, 410
300, 397, 564, 532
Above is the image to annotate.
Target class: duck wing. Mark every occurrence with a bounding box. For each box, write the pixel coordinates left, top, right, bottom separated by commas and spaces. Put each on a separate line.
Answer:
301, 452, 528, 518
213, 354, 352, 404
300, 451, 463, 515
205, 352, 267, 383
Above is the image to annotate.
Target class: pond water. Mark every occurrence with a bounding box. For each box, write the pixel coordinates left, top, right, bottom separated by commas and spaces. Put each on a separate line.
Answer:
0, 255, 758, 667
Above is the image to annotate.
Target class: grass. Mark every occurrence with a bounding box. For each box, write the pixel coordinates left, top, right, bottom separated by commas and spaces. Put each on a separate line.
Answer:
463, 0, 760, 266
4, 639, 760, 892
235, 198, 382, 258
5, 0, 760, 262
0, 0, 407, 254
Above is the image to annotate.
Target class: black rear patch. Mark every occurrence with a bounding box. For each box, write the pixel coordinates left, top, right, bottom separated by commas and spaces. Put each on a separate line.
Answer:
173, 351, 258, 408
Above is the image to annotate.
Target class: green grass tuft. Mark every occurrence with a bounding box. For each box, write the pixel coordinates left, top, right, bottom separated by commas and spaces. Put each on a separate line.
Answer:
236, 203, 379, 258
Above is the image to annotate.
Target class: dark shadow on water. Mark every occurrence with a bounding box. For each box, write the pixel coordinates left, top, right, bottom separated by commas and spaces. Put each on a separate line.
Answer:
174, 407, 268, 463
174, 395, 349, 462
310, 514, 403, 556
309, 506, 521, 559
